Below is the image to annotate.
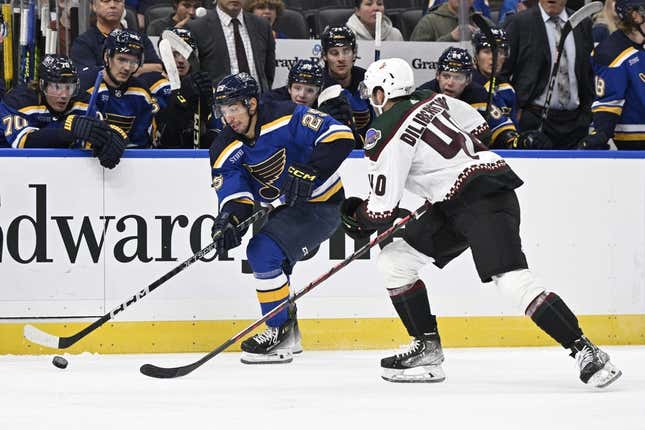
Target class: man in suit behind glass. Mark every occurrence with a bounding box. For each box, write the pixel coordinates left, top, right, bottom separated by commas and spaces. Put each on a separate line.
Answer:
502, 0, 595, 149
187, 0, 275, 92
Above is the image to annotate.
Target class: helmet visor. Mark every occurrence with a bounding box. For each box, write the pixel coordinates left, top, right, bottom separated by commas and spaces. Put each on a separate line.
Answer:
40, 81, 79, 97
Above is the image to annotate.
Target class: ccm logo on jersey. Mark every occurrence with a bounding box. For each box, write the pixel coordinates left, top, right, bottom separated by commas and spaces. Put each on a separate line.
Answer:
288, 166, 316, 181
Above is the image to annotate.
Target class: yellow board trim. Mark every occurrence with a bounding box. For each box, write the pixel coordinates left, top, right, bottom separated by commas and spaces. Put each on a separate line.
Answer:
2, 314, 643, 355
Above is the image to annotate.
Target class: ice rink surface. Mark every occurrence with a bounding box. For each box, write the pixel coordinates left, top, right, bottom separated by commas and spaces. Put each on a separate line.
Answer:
1, 346, 644, 430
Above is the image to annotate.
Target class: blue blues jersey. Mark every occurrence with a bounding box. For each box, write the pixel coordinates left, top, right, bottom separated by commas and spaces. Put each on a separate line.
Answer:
473, 70, 519, 126
79, 68, 155, 148
209, 100, 354, 211
591, 31, 645, 148
418, 79, 516, 146
323, 66, 374, 147
139, 71, 172, 112
0, 85, 87, 148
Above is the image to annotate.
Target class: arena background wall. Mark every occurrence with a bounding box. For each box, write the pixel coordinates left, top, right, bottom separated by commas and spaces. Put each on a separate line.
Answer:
0, 150, 644, 354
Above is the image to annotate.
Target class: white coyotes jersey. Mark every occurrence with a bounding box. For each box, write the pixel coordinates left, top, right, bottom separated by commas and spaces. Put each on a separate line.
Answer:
364, 92, 507, 216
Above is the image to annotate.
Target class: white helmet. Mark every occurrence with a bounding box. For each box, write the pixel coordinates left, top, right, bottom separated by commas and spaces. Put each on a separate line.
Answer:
359, 58, 415, 114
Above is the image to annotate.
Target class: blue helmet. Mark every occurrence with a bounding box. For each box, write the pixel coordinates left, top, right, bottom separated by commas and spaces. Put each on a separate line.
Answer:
214, 72, 259, 107
615, 0, 645, 22
103, 29, 145, 68
472, 28, 510, 54
437, 47, 474, 75
288, 60, 323, 88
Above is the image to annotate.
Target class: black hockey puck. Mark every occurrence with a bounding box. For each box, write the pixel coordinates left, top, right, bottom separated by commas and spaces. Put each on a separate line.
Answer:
52, 355, 68, 369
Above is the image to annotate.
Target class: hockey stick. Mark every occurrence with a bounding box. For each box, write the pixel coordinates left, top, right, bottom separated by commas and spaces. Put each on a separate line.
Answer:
471, 13, 496, 122
374, 11, 382, 62
23, 208, 268, 349
538, 1, 602, 131
140, 201, 431, 379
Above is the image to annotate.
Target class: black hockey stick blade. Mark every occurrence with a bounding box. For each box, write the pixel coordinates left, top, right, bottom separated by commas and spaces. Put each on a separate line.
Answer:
23, 208, 268, 349
139, 201, 431, 379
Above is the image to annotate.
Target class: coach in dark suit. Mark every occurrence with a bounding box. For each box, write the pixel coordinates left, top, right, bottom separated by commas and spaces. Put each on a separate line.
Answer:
502, 0, 594, 149
187, 0, 275, 92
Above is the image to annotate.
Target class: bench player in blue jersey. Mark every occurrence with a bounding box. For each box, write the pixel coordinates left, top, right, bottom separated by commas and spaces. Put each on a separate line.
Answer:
78, 29, 157, 148
320, 25, 374, 148
263, 59, 356, 135
471, 28, 519, 126
579, 0, 645, 150
0, 55, 126, 168
209, 73, 354, 364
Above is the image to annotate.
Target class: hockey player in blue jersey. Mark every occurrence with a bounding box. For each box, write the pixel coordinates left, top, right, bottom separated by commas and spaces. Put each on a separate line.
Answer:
320, 25, 374, 148
78, 29, 156, 148
419, 46, 551, 149
579, 0, 645, 150
209, 73, 354, 364
264, 59, 356, 136
155, 28, 215, 148
0, 55, 127, 168
472, 28, 519, 126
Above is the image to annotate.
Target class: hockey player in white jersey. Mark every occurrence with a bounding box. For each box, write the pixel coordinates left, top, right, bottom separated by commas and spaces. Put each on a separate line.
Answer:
341, 58, 622, 388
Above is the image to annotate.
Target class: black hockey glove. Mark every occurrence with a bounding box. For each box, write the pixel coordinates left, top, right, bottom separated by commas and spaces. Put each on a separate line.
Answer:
281, 163, 318, 206
211, 202, 253, 254
64, 115, 112, 149
318, 94, 354, 128
340, 197, 376, 240
94, 125, 127, 169
577, 130, 610, 150
513, 130, 553, 150
181, 71, 212, 102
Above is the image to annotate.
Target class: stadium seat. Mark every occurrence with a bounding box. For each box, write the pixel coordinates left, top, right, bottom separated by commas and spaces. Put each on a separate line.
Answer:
124, 7, 140, 31
145, 5, 174, 32
275, 9, 310, 39
311, 7, 354, 38
397, 9, 423, 41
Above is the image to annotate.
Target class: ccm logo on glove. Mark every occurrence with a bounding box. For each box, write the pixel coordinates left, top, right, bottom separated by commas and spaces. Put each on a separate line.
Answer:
287, 166, 316, 181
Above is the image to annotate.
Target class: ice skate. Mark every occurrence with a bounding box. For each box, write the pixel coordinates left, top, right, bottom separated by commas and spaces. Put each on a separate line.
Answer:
289, 303, 303, 354
571, 336, 622, 388
240, 317, 297, 364
381, 333, 445, 383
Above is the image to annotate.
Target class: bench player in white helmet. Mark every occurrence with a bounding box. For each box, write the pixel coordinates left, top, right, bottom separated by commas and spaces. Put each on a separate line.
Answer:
341, 57, 622, 388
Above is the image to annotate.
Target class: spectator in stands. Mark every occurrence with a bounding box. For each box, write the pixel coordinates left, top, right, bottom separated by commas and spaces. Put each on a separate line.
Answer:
320, 25, 373, 148
499, 0, 538, 26
578, 0, 645, 150
147, 0, 202, 37
345, 0, 403, 41
426, 0, 492, 20
592, 0, 618, 45
418, 47, 547, 149
245, 0, 287, 39
502, 0, 594, 149
187, 0, 276, 92
411, 0, 491, 42
472, 28, 519, 125
71, 0, 162, 75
